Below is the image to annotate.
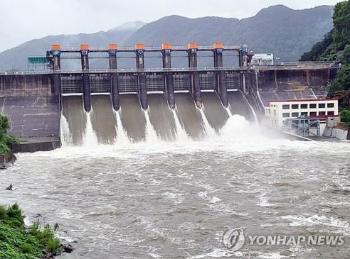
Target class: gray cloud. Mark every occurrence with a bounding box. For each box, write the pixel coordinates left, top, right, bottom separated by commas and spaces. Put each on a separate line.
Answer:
0, 0, 341, 51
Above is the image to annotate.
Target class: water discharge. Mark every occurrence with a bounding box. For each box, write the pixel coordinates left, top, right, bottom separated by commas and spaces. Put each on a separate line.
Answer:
113, 110, 130, 145
83, 110, 98, 147
199, 108, 216, 137
172, 109, 189, 142
2, 94, 349, 259
201, 92, 229, 132
144, 109, 159, 143
60, 114, 71, 146
148, 94, 177, 141
90, 96, 117, 144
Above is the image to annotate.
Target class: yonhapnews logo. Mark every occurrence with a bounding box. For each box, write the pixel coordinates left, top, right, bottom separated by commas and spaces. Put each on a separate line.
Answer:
222, 228, 245, 251
222, 228, 345, 251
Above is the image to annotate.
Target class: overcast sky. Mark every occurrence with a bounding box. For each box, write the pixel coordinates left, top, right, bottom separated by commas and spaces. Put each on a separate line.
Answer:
0, 0, 342, 52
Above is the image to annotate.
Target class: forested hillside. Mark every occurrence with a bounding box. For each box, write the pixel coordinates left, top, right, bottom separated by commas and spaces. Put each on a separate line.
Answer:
301, 0, 350, 99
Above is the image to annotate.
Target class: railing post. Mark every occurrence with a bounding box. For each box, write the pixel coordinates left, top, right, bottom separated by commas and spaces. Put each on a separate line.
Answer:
213, 42, 228, 107
162, 43, 175, 109
81, 44, 91, 112
187, 42, 201, 107
135, 43, 148, 110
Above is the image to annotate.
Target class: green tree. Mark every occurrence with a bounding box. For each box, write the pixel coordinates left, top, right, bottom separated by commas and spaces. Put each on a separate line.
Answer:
341, 44, 350, 63
0, 113, 18, 154
329, 64, 350, 95
333, 1, 350, 50
300, 30, 334, 61
341, 109, 350, 123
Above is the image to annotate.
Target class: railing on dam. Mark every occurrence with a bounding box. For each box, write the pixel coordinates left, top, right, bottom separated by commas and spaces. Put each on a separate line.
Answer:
0, 62, 338, 76
254, 62, 338, 71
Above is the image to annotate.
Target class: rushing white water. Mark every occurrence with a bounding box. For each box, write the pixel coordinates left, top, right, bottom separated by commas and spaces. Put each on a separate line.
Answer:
113, 110, 130, 145
225, 106, 234, 117
199, 108, 216, 137
60, 114, 71, 146
144, 109, 158, 143
83, 111, 98, 147
172, 108, 189, 142
242, 94, 259, 124
54, 113, 322, 157
7, 95, 350, 259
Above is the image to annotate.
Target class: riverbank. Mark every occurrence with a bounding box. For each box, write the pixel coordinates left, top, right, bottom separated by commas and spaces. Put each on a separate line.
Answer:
0, 204, 72, 258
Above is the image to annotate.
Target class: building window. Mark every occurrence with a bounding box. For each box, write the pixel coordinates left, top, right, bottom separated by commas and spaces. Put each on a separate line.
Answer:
310, 104, 317, 109
318, 103, 326, 109
310, 112, 317, 117
319, 111, 326, 116
327, 103, 335, 108
282, 113, 290, 118
292, 104, 299, 109
301, 112, 308, 116
300, 104, 308, 109
292, 112, 299, 117
327, 111, 334, 116
282, 104, 290, 110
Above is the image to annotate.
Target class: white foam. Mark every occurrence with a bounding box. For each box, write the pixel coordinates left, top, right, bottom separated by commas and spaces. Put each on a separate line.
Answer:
225, 107, 233, 117
199, 108, 216, 137
144, 109, 159, 143
257, 192, 276, 207
188, 248, 236, 258
172, 108, 189, 142
281, 215, 350, 235
37, 114, 350, 159
60, 114, 71, 146
113, 110, 130, 146
83, 111, 99, 147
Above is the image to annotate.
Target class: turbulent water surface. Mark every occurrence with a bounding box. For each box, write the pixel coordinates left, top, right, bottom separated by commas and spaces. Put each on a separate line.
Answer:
1, 94, 350, 259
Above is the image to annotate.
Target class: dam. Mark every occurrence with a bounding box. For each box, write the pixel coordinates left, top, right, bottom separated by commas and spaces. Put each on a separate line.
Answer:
1, 45, 350, 259
0, 42, 338, 149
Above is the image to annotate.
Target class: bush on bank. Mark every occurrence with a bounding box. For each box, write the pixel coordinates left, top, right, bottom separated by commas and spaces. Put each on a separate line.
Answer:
0, 113, 18, 155
0, 204, 60, 259
341, 109, 350, 124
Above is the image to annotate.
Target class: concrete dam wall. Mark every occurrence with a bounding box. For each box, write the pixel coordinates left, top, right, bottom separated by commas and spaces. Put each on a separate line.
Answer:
257, 67, 337, 106
0, 74, 60, 138
0, 66, 337, 144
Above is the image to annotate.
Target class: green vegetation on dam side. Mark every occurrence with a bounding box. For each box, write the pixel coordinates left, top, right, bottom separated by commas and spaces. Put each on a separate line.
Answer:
301, 0, 350, 98
0, 113, 18, 155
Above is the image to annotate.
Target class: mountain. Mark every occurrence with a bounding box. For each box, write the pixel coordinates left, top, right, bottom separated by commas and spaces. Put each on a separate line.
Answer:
0, 22, 146, 71
126, 5, 333, 61
0, 5, 333, 70
301, 0, 350, 102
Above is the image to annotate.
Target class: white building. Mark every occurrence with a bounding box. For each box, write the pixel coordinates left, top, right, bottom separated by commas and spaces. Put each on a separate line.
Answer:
264, 99, 339, 134
251, 53, 274, 66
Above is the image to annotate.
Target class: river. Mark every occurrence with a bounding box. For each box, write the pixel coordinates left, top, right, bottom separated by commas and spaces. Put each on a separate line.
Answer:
0, 97, 350, 258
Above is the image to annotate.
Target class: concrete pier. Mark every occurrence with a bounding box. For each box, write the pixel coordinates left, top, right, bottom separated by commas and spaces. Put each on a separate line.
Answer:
111, 73, 119, 111
108, 44, 118, 70
81, 44, 91, 112
136, 43, 148, 110
108, 44, 120, 110
213, 42, 228, 107
162, 43, 175, 109
187, 43, 201, 107
51, 44, 61, 71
